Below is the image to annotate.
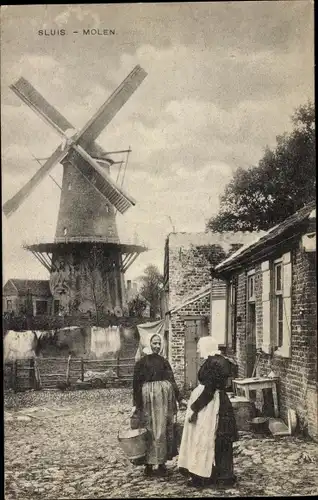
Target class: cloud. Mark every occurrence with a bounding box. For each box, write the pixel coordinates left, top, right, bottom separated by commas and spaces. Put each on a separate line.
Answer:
54, 5, 101, 27
1, 2, 314, 283
2, 55, 60, 90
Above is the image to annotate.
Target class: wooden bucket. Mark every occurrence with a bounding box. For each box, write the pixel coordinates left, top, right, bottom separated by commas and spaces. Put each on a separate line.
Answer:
230, 395, 256, 431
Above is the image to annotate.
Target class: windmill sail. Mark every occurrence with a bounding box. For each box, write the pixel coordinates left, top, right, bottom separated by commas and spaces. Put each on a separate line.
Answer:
3, 145, 68, 217
4, 66, 147, 217
71, 145, 136, 214
78, 65, 148, 147
10, 77, 73, 136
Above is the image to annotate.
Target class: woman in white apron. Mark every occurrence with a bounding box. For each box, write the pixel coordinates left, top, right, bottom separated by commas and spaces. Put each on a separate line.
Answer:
178, 337, 238, 488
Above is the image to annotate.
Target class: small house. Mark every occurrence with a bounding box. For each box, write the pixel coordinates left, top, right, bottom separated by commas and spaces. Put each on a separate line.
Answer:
213, 201, 317, 440
3, 279, 53, 316
163, 231, 261, 389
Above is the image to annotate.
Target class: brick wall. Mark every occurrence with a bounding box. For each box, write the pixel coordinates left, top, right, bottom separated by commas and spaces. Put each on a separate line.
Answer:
234, 240, 318, 440
166, 232, 256, 309
168, 243, 216, 307
235, 272, 247, 378
166, 231, 259, 389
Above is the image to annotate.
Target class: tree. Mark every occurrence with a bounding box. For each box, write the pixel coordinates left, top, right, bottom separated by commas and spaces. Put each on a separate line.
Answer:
128, 294, 147, 317
138, 264, 164, 318
206, 102, 316, 232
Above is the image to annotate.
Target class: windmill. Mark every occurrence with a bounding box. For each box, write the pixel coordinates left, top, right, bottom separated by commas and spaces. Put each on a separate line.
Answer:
3, 65, 148, 317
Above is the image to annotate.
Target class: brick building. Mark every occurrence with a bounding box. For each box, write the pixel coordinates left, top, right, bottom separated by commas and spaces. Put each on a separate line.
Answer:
163, 231, 260, 389
3, 279, 53, 316
214, 201, 317, 440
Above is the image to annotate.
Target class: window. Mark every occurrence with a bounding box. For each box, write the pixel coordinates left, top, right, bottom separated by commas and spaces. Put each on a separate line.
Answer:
6, 299, 12, 311
247, 273, 256, 302
273, 261, 283, 348
261, 252, 292, 358
63, 228, 68, 236
227, 279, 237, 352
35, 300, 48, 316
53, 299, 60, 315
247, 271, 257, 376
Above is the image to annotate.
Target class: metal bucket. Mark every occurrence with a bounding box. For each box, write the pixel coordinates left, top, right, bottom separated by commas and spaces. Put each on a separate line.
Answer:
117, 428, 148, 460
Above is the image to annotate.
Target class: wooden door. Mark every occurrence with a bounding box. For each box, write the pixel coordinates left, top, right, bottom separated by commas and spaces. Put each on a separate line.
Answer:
246, 303, 256, 377
184, 316, 208, 390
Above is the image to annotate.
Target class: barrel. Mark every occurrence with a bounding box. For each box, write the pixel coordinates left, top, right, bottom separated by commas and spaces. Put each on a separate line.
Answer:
250, 416, 269, 434
230, 395, 256, 432
117, 428, 148, 460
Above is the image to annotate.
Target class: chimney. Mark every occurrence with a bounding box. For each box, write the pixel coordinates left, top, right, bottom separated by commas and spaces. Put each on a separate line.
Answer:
127, 280, 131, 290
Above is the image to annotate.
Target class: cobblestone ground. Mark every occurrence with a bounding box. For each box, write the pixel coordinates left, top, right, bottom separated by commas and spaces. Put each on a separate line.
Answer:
4, 388, 318, 499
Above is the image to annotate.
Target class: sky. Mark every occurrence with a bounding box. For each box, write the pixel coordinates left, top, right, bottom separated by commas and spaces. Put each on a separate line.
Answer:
1, 1, 314, 284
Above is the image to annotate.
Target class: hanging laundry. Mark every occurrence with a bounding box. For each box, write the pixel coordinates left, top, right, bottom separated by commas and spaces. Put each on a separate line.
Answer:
90, 326, 121, 358
4, 330, 38, 361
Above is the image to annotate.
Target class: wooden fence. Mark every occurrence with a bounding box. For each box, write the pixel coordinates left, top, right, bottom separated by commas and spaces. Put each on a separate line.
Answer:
3, 313, 153, 333
4, 355, 135, 392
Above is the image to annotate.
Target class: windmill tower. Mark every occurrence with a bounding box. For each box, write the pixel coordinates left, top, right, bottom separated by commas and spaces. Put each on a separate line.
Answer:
3, 66, 148, 317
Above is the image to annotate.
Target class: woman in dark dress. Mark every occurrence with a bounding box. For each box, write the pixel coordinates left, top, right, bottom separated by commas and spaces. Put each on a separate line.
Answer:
132, 334, 186, 476
178, 337, 238, 488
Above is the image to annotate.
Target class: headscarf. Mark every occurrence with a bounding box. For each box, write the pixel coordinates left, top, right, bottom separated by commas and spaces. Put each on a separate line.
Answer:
197, 336, 221, 359
150, 333, 162, 343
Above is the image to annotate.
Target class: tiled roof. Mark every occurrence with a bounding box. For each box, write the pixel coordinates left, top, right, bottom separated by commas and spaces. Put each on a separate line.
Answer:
215, 200, 316, 273
168, 278, 227, 314
169, 284, 210, 314
8, 279, 51, 297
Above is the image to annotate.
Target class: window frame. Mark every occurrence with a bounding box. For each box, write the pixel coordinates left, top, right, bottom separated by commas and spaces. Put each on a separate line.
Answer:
247, 269, 256, 303
272, 258, 284, 349
35, 299, 48, 316
53, 299, 60, 315
227, 278, 237, 353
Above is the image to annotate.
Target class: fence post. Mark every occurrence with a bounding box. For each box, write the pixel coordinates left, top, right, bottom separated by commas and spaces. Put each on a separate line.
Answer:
66, 354, 71, 385
9, 362, 14, 390
116, 353, 120, 379
29, 358, 36, 390
34, 357, 41, 390
81, 357, 84, 382
14, 360, 18, 392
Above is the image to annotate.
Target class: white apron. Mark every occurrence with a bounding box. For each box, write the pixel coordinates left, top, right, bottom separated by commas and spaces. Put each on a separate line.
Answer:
178, 384, 220, 478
